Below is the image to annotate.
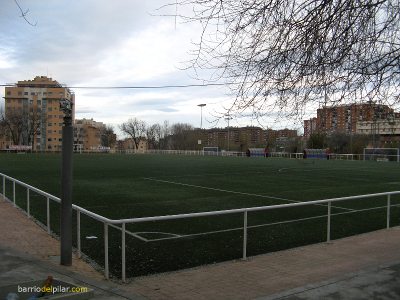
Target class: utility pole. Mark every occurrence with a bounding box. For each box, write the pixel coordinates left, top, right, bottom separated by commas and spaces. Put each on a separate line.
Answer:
60, 98, 73, 266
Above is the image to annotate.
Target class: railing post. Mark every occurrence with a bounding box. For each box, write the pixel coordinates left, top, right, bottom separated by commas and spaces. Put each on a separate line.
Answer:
243, 210, 248, 260
13, 181, 16, 206
327, 201, 331, 242
26, 188, 30, 218
104, 223, 109, 279
3, 176, 5, 198
387, 194, 391, 229
77, 211, 81, 258
122, 223, 126, 282
47, 197, 51, 234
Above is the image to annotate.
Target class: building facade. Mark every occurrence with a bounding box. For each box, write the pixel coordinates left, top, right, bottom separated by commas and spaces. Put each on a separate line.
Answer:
356, 118, 400, 145
304, 102, 394, 137
3, 76, 75, 151
74, 118, 106, 151
197, 126, 298, 151
303, 117, 318, 138
118, 138, 148, 152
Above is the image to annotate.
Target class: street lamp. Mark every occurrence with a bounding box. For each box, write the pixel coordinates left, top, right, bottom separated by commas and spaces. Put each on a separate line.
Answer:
225, 115, 233, 152
197, 104, 206, 129
60, 98, 73, 266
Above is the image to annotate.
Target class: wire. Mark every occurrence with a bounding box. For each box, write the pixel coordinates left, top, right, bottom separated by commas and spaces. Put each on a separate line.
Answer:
0, 82, 234, 89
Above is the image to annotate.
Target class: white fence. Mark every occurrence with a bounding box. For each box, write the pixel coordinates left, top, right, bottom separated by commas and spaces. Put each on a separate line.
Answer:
7, 148, 399, 161
1, 172, 399, 282
116, 149, 400, 161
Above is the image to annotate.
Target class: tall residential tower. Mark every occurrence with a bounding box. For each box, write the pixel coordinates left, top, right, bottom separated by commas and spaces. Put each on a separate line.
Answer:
3, 76, 75, 151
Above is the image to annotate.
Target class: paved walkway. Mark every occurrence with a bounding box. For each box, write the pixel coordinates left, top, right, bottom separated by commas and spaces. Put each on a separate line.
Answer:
127, 227, 400, 299
1, 197, 400, 299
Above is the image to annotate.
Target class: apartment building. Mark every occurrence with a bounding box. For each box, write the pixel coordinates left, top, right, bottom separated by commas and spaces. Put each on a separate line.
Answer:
303, 117, 318, 138
74, 118, 105, 151
196, 126, 298, 151
356, 118, 400, 144
118, 138, 148, 152
3, 76, 75, 151
197, 126, 266, 151
304, 102, 394, 137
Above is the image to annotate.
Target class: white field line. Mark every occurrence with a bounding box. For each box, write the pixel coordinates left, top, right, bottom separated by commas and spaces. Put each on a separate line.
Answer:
133, 203, 400, 242
142, 177, 355, 212
109, 223, 149, 242
108, 224, 181, 242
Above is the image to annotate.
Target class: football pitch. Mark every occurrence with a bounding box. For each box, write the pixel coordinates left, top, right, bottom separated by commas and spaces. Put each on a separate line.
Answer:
1, 153, 400, 278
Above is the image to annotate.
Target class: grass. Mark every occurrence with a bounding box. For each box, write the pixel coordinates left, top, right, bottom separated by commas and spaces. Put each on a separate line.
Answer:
1, 153, 400, 278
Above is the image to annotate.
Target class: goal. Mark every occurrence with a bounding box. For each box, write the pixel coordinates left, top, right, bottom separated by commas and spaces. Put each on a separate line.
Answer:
203, 147, 219, 156
363, 148, 399, 162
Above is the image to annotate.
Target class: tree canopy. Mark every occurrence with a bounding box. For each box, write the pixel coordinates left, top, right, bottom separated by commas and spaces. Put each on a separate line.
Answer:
170, 0, 400, 119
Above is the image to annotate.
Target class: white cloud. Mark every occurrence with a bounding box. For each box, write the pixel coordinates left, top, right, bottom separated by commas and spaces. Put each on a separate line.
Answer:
0, 0, 303, 132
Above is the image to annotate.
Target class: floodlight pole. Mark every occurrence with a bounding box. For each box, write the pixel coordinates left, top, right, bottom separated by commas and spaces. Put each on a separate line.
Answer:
60, 99, 73, 266
198, 104, 206, 129
225, 116, 233, 152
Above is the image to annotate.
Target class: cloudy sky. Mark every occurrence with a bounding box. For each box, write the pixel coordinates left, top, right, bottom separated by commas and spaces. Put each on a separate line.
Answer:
0, 0, 306, 135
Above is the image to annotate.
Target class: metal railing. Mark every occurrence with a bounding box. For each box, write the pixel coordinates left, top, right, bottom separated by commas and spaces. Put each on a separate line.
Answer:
1, 172, 399, 282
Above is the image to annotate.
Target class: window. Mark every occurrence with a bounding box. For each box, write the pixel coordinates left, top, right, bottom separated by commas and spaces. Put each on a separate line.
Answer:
6, 91, 11, 95
37, 100, 41, 105
24, 92, 28, 95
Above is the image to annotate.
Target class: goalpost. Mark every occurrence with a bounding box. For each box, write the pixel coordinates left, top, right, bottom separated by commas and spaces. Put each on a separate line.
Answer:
363, 148, 400, 162
203, 147, 219, 156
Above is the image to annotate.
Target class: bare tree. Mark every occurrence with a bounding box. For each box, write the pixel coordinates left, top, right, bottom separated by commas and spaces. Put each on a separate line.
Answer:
0, 107, 44, 149
27, 108, 43, 150
100, 125, 117, 148
168, 0, 400, 119
146, 123, 162, 149
1, 109, 25, 145
169, 123, 196, 149
119, 118, 147, 149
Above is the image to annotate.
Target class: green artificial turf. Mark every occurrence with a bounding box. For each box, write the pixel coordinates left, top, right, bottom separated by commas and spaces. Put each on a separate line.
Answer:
1, 153, 399, 277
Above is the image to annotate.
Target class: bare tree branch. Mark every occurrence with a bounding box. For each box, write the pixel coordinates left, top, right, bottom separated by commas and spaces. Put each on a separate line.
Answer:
167, 0, 400, 119
14, 0, 37, 26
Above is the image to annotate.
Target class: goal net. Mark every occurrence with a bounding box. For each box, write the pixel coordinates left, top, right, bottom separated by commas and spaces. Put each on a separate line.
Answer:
203, 147, 219, 156
363, 148, 399, 162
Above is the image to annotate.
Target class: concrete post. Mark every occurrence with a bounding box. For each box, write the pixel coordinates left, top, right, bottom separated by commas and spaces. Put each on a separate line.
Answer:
60, 99, 73, 266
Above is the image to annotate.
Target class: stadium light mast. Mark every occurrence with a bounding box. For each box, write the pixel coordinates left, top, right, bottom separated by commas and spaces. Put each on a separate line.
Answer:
225, 115, 233, 152
60, 98, 73, 266
198, 104, 206, 129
